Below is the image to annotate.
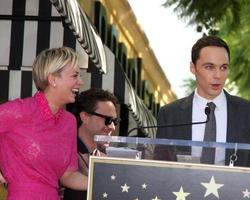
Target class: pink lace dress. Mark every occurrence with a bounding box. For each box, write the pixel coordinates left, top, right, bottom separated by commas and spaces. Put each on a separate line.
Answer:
0, 92, 78, 200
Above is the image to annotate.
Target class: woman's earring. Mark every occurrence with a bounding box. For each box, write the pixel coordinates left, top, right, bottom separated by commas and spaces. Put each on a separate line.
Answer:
53, 83, 56, 87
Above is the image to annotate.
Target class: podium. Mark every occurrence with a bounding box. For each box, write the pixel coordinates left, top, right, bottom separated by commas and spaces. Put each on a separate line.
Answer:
87, 136, 250, 200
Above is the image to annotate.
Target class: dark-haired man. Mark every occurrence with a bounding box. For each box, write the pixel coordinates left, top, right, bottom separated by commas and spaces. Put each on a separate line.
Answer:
63, 88, 119, 200
156, 35, 250, 167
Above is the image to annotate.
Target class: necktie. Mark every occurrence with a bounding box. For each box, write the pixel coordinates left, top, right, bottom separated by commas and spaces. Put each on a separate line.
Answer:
201, 102, 216, 164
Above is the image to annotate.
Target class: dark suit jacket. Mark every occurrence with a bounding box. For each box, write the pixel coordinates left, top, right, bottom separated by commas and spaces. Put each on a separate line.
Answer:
156, 90, 250, 167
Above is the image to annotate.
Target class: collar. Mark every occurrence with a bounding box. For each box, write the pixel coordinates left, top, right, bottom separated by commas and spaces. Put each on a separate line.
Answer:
194, 89, 227, 111
34, 91, 63, 122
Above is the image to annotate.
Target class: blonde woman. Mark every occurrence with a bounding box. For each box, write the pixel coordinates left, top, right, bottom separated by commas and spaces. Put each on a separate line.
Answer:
0, 47, 87, 200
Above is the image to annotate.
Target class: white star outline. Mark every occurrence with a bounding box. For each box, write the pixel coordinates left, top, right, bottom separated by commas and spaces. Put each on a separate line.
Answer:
173, 186, 190, 200
243, 189, 250, 198
121, 183, 130, 192
201, 176, 224, 198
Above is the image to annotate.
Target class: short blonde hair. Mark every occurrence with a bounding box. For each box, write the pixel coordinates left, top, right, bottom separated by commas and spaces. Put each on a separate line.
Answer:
32, 47, 79, 91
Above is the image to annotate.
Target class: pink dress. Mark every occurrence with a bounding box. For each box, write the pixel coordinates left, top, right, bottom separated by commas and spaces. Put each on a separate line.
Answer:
0, 92, 78, 200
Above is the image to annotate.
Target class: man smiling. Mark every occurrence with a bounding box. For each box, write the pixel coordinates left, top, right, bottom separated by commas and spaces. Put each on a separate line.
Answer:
63, 88, 119, 200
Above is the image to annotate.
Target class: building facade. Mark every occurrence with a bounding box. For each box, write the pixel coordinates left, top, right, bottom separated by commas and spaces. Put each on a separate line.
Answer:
0, 0, 176, 138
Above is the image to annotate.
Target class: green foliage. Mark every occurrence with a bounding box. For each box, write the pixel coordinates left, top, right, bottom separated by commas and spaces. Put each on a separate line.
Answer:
163, 0, 247, 33
182, 78, 196, 96
219, 3, 250, 99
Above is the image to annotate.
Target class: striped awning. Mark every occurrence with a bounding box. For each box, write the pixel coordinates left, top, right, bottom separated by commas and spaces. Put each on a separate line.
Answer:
50, 0, 107, 73
124, 75, 157, 137
0, 0, 156, 138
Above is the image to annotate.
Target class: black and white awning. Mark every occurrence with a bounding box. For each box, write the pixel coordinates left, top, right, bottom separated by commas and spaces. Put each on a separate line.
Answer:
0, 0, 157, 137
50, 0, 107, 73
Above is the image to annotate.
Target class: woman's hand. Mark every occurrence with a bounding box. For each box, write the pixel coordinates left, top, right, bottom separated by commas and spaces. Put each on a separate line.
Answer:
60, 171, 88, 191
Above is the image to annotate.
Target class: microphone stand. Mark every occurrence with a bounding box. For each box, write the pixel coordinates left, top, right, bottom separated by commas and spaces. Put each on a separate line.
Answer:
127, 106, 211, 135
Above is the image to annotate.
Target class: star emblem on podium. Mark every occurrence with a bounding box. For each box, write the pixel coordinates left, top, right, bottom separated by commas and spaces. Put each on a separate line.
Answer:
142, 183, 147, 189
102, 192, 108, 198
243, 189, 250, 198
173, 186, 190, 200
121, 183, 130, 192
111, 174, 116, 180
201, 176, 224, 198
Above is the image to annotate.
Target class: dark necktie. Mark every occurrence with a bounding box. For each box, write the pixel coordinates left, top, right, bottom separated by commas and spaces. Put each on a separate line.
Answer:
201, 102, 216, 164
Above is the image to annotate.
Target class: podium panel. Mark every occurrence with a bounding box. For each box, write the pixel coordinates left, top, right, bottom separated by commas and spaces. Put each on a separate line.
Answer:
95, 135, 250, 167
88, 156, 250, 200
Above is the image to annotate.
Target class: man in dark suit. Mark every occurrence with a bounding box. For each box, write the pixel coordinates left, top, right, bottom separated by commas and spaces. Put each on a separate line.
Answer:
156, 35, 250, 167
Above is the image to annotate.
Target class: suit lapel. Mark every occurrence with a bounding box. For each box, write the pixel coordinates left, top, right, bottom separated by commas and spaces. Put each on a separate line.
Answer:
177, 93, 193, 154
225, 91, 237, 142
180, 93, 194, 140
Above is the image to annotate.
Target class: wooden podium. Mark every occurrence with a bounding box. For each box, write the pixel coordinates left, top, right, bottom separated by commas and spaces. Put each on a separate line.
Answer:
88, 156, 250, 200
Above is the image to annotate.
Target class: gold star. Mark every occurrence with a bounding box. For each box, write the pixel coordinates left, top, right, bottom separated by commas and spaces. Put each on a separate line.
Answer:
142, 183, 147, 189
173, 186, 190, 200
201, 176, 224, 198
111, 174, 116, 180
152, 196, 161, 200
121, 183, 130, 192
243, 189, 250, 198
102, 192, 108, 198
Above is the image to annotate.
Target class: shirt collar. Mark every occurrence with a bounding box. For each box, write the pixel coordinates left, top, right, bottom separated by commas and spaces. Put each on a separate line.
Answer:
194, 89, 227, 111
34, 91, 63, 122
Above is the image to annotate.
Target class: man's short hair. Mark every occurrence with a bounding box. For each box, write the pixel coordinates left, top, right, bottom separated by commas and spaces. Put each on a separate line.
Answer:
191, 35, 230, 65
75, 88, 118, 127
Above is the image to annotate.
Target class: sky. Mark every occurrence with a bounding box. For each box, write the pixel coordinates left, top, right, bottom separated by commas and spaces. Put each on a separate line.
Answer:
128, 0, 202, 98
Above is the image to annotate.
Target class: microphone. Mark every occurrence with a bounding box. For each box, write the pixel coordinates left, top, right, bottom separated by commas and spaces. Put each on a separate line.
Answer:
127, 106, 211, 135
